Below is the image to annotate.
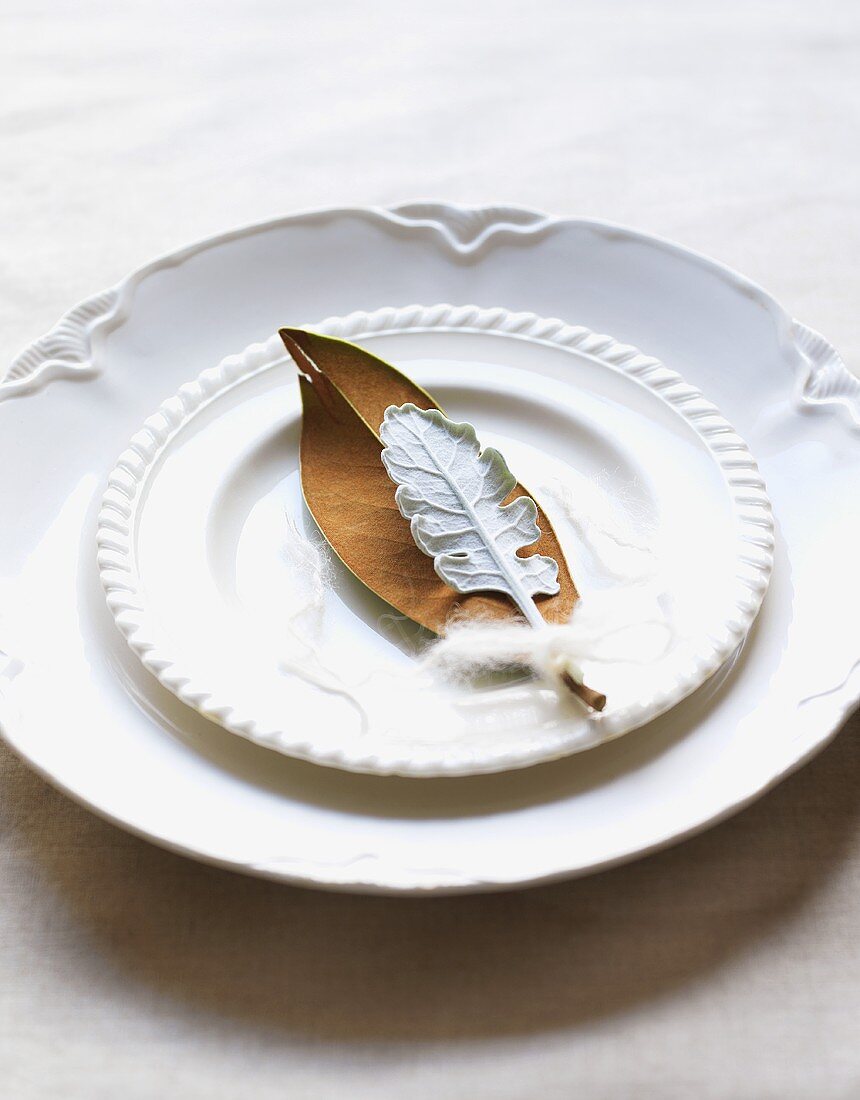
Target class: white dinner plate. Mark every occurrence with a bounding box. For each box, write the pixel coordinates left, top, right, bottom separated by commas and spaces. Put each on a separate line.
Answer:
1, 202, 857, 893
98, 304, 772, 776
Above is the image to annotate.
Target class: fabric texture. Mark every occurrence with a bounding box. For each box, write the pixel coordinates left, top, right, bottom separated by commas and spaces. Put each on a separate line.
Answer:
1, 1, 858, 1096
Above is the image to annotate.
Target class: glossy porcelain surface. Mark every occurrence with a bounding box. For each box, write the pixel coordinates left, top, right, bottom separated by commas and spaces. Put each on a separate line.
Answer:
1, 203, 857, 892
98, 305, 772, 776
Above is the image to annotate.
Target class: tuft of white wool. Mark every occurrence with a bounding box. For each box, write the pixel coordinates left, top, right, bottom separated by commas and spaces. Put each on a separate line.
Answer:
278, 516, 369, 726
540, 474, 657, 584
282, 515, 330, 625
424, 582, 674, 699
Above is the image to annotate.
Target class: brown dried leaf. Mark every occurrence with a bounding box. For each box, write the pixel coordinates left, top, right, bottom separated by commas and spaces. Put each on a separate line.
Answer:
280, 327, 578, 635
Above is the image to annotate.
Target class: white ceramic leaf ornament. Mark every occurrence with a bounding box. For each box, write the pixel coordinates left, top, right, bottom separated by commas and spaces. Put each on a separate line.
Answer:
379, 403, 560, 629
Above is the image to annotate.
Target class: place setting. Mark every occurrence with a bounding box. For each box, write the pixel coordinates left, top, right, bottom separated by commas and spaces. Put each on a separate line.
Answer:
1, 202, 857, 893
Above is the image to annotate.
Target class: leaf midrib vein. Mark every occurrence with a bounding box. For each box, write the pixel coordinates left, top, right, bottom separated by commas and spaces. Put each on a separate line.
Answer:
404, 416, 536, 620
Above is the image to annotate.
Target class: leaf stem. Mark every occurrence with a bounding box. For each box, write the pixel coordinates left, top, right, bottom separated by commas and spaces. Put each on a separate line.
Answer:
515, 591, 549, 631
525, 606, 607, 712
559, 669, 607, 712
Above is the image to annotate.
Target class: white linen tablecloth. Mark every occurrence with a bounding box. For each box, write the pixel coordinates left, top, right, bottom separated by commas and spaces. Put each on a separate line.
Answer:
1, 1, 858, 1096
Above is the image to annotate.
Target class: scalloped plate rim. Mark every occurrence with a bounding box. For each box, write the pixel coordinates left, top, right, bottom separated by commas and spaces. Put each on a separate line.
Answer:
2, 199, 854, 417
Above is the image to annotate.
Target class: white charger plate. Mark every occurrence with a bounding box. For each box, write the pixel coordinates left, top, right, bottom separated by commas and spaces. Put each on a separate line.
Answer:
97, 304, 772, 776
1, 202, 858, 893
